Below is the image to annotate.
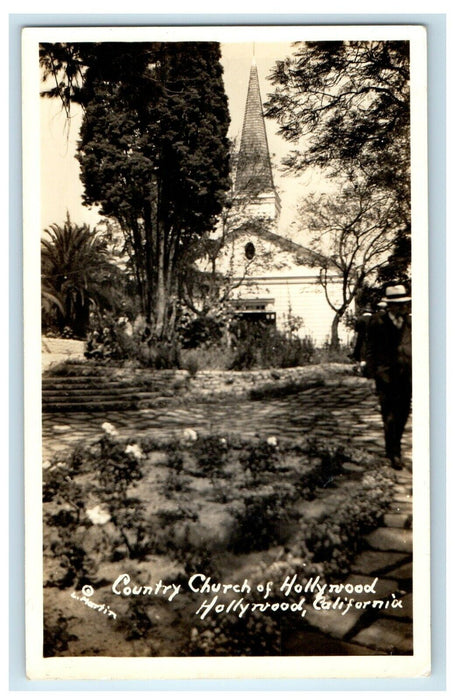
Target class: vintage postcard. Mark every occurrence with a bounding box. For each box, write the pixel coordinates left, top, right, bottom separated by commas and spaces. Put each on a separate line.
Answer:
23, 24, 430, 680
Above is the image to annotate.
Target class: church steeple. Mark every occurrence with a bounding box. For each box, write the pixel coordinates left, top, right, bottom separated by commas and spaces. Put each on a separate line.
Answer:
234, 59, 281, 222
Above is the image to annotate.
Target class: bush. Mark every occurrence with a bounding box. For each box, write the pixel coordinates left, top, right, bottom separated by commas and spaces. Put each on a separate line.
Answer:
146, 340, 182, 369
83, 310, 184, 369
43, 609, 78, 657
313, 342, 352, 364
180, 345, 235, 371
43, 430, 153, 581
227, 490, 293, 554
295, 468, 395, 578
294, 437, 361, 499
238, 440, 279, 479
178, 315, 224, 349
181, 350, 200, 377
84, 313, 136, 362
229, 323, 315, 370
190, 435, 228, 475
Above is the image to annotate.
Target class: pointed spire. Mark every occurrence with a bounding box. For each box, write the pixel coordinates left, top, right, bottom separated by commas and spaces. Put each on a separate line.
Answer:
235, 60, 276, 197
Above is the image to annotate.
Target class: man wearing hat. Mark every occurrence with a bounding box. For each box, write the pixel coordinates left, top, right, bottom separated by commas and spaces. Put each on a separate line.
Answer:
365, 284, 412, 470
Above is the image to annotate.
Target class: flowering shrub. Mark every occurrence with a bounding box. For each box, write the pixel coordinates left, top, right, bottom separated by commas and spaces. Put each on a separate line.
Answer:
190, 434, 229, 475
185, 611, 282, 657
124, 443, 145, 460
227, 487, 295, 554
43, 427, 395, 658
239, 439, 280, 480
101, 421, 118, 438
84, 314, 136, 362
43, 424, 153, 584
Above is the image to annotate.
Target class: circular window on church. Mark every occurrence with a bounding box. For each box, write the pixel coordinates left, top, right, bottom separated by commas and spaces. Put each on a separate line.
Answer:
245, 242, 256, 260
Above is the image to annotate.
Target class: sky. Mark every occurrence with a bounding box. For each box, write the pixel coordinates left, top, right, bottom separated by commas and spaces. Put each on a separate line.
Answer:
40, 41, 324, 239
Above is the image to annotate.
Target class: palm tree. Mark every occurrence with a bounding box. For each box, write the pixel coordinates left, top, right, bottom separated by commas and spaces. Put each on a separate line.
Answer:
41, 214, 124, 337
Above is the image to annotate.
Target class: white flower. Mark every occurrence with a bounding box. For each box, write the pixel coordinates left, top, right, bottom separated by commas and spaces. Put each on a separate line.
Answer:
183, 428, 198, 442
219, 438, 227, 448
102, 422, 118, 437
267, 436, 278, 447
125, 444, 145, 460
86, 505, 111, 525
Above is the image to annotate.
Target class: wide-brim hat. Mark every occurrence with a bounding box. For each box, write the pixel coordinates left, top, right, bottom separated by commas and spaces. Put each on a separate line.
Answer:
381, 284, 411, 303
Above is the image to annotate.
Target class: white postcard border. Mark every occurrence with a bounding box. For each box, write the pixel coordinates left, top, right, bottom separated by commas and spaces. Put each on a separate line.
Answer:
23, 23, 430, 681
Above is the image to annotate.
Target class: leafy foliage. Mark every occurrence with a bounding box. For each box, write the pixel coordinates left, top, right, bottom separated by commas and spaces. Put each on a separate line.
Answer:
69, 42, 231, 339
41, 214, 124, 337
239, 440, 280, 479
265, 41, 410, 200
43, 609, 79, 657
264, 40, 411, 281
191, 435, 229, 475
43, 428, 395, 656
227, 491, 292, 554
229, 321, 315, 369
298, 180, 403, 346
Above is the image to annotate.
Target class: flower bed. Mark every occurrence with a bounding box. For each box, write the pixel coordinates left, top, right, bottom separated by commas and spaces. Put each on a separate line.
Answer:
43, 424, 394, 657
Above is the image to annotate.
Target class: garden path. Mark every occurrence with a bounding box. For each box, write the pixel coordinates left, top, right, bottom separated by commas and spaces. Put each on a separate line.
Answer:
42, 375, 414, 656
42, 376, 411, 463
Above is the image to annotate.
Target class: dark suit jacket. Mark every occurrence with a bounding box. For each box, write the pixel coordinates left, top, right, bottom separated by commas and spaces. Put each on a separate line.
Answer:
365, 311, 412, 384
353, 312, 372, 362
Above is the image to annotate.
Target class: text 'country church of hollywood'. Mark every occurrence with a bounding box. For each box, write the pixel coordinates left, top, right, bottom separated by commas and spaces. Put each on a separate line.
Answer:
198, 57, 351, 346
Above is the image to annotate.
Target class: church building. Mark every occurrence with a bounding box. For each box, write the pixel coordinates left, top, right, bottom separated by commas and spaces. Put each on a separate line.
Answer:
199, 58, 351, 346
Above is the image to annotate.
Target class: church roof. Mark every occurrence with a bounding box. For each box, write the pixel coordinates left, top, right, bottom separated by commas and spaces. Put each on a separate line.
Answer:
235, 61, 276, 196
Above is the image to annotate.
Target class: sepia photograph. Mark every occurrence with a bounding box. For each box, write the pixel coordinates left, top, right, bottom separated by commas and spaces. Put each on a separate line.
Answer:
22, 24, 430, 680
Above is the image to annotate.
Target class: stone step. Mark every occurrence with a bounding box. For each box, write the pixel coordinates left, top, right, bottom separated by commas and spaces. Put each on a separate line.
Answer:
350, 550, 409, 576
383, 513, 412, 529
42, 399, 138, 413
42, 375, 162, 385
42, 377, 135, 386
42, 389, 162, 400
42, 377, 173, 391
363, 528, 413, 553
351, 618, 413, 654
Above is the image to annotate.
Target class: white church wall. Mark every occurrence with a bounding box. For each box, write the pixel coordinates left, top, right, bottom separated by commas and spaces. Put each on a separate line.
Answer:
233, 275, 353, 346
197, 229, 354, 346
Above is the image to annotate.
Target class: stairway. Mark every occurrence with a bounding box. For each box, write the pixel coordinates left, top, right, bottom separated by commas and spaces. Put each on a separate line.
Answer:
41, 364, 182, 413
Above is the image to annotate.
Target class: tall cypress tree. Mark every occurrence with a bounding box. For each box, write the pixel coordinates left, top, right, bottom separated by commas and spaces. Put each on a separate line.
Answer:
43, 42, 231, 339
